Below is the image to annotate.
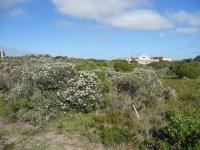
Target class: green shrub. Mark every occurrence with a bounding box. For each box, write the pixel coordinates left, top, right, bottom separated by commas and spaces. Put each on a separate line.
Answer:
165, 114, 200, 149
25, 60, 101, 113
153, 108, 200, 150
112, 68, 175, 107
99, 95, 112, 109
75, 60, 108, 71
88, 59, 108, 67
94, 109, 125, 125
141, 139, 170, 150
148, 61, 171, 70
171, 62, 200, 79
75, 61, 98, 71
0, 57, 102, 124
148, 109, 200, 150
95, 71, 113, 93
93, 109, 135, 128
99, 126, 136, 145
113, 60, 133, 72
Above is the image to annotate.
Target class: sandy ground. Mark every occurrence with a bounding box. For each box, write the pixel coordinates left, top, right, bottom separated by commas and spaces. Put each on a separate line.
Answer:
0, 117, 105, 150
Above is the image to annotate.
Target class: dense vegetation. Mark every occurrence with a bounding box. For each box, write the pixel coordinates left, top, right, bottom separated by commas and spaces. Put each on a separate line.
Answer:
0, 55, 200, 149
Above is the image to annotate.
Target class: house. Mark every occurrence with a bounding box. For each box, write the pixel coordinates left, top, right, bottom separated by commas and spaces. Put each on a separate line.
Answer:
0, 49, 6, 58
152, 56, 172, 62
132, 54, 158, 64
130, 54, 172, 64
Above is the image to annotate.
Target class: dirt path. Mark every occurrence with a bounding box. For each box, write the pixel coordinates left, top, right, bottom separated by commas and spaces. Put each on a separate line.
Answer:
0, 117, 105, 150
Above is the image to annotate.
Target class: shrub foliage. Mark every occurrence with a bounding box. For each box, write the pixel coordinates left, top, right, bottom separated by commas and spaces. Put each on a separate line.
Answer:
112, 68, 176, 108
0, 57, 101, 124
113, 60, 133, 72
171, 61, 200, 79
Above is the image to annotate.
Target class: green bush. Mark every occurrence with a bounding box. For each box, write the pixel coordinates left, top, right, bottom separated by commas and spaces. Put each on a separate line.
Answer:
75, 61, 98, 71
0, 57, 102, 124
171, 62, 200, 79
148, 61, 171, 69
141, 139, 170, 150
75, 60, 108, 71
165, 114, 200, 149
113, 60, 133, 72
112, 68, 175, 107
148, 61, 172, 75
88, 59, 108, 67
151, 108, 200, 150
148, 109, 200, 150
99, 95, 112, 109
95, 71, 113, 93
93, 109, 136, 128
99, 126, 136, 145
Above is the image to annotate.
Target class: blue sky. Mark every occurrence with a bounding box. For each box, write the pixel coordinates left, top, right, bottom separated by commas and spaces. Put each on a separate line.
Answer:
0, 0, 200, 60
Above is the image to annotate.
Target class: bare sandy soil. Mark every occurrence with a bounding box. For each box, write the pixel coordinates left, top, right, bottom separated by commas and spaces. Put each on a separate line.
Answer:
0, 117, 105, 150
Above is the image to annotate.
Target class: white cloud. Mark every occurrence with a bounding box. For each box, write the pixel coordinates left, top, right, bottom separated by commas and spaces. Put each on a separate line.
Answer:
51, 0, 172, 31
52, 0, 139, 20
176, 27, 199, 34
9, 8, 25, 17
106, 10, 173, 30
171, 11, 200, 26
0, 0, 26, 9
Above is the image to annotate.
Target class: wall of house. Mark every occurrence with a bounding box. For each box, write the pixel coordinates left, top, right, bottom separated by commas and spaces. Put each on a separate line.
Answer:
129, 55, 172, 64
162, 57, 172, 62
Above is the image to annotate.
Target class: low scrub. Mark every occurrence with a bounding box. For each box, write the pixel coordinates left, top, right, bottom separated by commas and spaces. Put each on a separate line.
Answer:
99, 126, 136, 145
0, 57, 101, 124
165, 114, 200, 149
75, 60, 108, 71
112, 60, 133, 72
171, 61, 200, 79
148, 109, 200, 150
112, 68, 176, 108
148, 61, 171, 70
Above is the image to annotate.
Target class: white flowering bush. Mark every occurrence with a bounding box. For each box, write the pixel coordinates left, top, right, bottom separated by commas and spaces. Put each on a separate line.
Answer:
25, 61, 77, 90
58, 71, 101, 112
0, 56, 102, 124
24, 60, 101, 111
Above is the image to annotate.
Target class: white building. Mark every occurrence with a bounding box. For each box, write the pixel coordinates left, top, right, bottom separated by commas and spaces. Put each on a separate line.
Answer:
152, 56, 172, 62
0, 49, 6, 58
131, 54, 172, 64
162, 56, 172, 62
132, 54, 157, 64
